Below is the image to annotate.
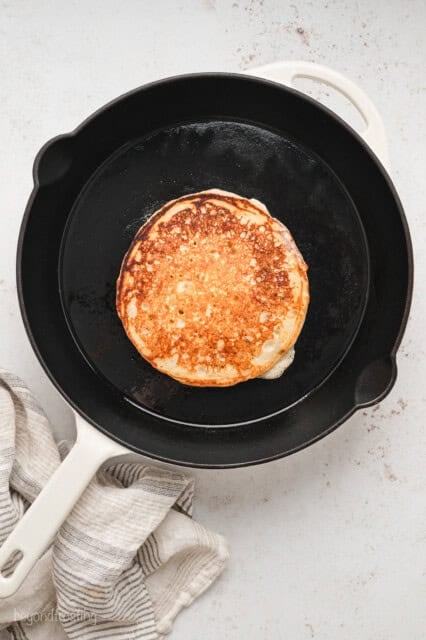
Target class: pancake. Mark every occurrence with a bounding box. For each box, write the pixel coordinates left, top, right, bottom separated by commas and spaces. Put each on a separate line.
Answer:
116, 189, 309, 386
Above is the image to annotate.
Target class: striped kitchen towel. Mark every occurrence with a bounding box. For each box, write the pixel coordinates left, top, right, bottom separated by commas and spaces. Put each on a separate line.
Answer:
0, 370, 228, 639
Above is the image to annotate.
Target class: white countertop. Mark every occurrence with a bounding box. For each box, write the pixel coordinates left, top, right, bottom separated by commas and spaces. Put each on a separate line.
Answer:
1, 1, 425, 638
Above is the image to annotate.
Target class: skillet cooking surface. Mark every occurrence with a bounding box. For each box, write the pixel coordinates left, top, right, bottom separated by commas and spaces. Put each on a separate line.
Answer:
60, 119, 369, 425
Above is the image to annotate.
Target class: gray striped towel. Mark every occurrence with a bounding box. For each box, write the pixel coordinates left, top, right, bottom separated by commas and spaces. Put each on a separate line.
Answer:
0, 370, 228, 639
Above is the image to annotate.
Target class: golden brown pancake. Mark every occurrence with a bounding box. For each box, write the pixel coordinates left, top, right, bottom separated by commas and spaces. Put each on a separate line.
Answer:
116, 189, 309, 386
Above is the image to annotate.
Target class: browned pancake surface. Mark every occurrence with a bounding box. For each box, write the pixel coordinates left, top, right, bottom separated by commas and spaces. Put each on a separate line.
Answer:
117, 190, 309, 386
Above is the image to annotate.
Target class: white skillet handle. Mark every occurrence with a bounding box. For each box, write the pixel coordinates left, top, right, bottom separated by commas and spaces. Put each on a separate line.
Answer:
248, 61, 390, 171
0, 414, 126, 598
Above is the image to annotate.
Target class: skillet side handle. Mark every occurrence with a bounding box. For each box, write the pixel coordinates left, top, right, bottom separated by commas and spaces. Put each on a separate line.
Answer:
248, 60, 390, 171
0, 415, 126, 598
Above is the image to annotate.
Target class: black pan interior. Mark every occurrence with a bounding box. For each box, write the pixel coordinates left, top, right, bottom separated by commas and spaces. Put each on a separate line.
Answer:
59, 119, 369, 425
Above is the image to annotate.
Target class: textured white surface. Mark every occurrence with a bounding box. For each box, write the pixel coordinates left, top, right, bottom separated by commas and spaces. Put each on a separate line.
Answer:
0, 0, 425, 638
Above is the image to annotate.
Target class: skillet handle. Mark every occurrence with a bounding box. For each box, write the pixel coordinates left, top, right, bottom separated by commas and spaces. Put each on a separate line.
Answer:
0, 414, 126, 598
248, 60, 390, 171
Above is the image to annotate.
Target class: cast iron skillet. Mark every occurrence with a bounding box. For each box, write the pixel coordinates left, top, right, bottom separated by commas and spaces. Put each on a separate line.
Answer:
18, 72, 412, 467
0, 70, 412, 598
